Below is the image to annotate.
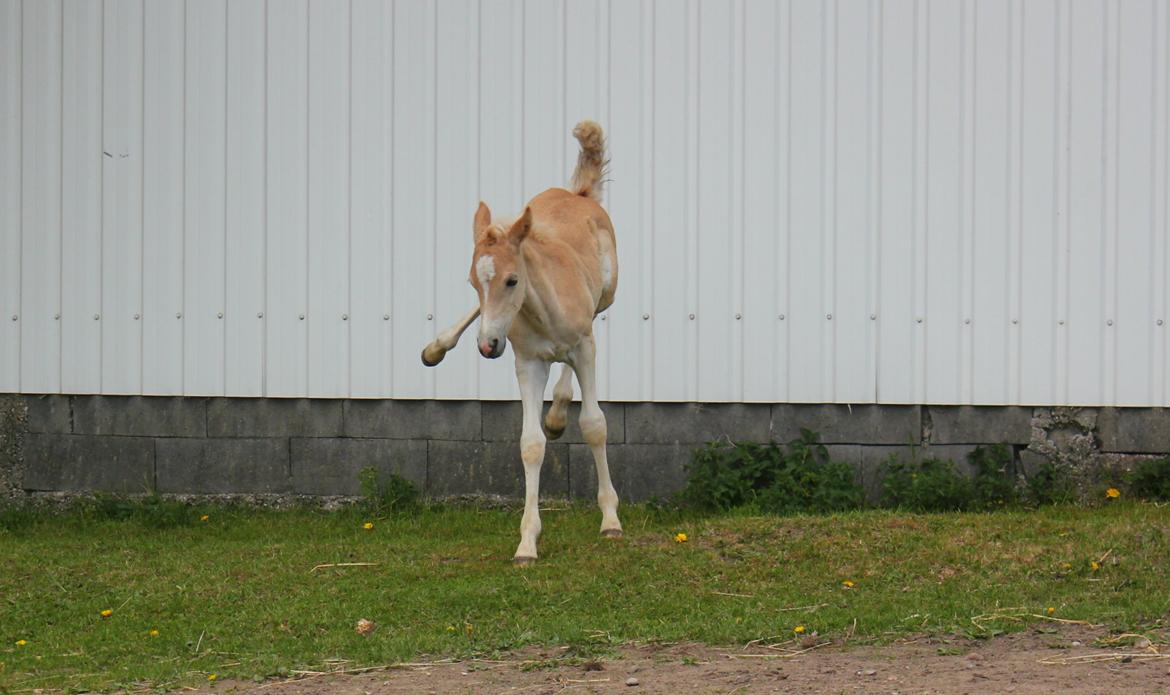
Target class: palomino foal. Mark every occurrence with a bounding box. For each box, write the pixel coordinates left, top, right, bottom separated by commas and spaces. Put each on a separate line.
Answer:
421, 121, 621, 564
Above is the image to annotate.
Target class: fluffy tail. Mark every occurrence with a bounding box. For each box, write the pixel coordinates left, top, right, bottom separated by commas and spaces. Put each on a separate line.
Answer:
569, 120, 608, 202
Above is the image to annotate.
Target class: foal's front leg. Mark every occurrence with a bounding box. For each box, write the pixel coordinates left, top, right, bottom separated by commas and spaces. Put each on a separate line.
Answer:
513, 357, 551, 564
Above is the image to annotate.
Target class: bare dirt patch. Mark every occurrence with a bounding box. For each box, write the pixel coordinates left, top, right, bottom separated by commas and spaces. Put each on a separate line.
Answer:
198, 626, 1170, 695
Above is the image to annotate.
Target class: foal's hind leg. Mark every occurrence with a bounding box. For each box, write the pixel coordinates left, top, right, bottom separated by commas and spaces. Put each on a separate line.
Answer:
570, 336, 622, 537
543, 365, 574, 440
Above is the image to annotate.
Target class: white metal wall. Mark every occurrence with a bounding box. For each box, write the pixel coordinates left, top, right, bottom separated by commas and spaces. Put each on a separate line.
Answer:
1, 0, 1168, 405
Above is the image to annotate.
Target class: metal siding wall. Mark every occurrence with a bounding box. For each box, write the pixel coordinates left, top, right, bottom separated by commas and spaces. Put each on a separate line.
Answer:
142, 0, 185, 395
224, 0, 267, 397
61, 0, 104, 395
3, 0, 1169, 406
0, 1, 20, 393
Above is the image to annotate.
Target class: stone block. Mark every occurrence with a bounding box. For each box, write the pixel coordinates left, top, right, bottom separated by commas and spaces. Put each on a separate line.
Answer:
569, 443, 691, 502
22, 433, 155, 493
156, 438, 290, 494
1097, 408, 1170, 454
343, 400, 480, 440
207, 398, 342, 437
427, 440, 569, 498
291, 438, 428, 496
24, 395, 71, 433
73, 396, 206, 437
928, 406, 1033, 444
624, 403, 771, 445
482, 401, 624, 444
772, 404, 921, 445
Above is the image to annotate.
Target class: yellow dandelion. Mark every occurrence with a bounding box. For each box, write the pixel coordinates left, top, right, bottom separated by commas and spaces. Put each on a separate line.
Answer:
1105, 488, 1120, 499
363, 522, 374, 530
208, 674, 217, 682
674, 533, 688, 543
793, 625, 806, 634
15, 639, 27, 646
446, 625, 456, 632
149, 629, 160, 637
1090, 561, 1101, 572
842, 580, 855, 588
1046, 607, 1055, 616
200, 514, 210, 522
100, 609, 113, 618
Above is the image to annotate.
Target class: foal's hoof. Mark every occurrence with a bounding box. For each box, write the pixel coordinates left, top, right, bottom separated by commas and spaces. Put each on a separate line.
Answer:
542, 422, 566, 440
600, 529, 623, 539
513, 556, 538, 567
420, 345, 445, 367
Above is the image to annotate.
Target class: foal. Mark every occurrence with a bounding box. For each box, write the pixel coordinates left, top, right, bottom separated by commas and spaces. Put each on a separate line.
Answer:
422, 121, 621, 563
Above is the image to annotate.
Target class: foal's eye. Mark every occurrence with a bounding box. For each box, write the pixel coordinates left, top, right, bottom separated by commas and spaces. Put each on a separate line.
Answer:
505, 276, 519, 288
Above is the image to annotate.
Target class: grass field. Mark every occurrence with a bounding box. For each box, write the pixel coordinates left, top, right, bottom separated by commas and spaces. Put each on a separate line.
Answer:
2, 501, 1168, 692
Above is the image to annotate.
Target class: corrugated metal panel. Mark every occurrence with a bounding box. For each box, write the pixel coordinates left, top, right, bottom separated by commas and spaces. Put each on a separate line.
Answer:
2, 0, 1168, 406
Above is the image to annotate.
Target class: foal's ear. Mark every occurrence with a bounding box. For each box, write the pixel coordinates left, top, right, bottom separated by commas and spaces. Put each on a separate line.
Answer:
508, 207, 533, 244
473, 201, 492, 243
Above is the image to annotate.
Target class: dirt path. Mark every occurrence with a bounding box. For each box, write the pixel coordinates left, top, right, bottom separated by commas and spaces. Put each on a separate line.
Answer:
201, 626, 1169, 695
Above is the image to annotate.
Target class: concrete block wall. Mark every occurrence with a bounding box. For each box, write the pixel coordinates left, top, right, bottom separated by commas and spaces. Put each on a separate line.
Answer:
2, 395, 1168, 503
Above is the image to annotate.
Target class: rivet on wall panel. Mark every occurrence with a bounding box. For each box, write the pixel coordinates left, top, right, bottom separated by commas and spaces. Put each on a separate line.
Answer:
964, 318, 971, 325
1157, 319, 1164, 326
916, 317, 923, 324
341, 314, 348, 321
257, 312, 264, 319
217, 312, 223, 319
870, 314, 876, 320
1011, 318, 1018, 325
299, 314, 305, 320
1106, 319, 1113, 326
600, 315, 606, 321
133, 314, 140, 320
10, 315, 16, 321
1058, 320, 1065, 326
824, 313, 831, 321
426, 314, 433, 321
778, 314, 786, 320
688, 313, 695, 320
642, 313, 650, 320
93, 314, 100, 320
53, 314, 59, 320
176, 313, 182, 319
382, 314, 389, 321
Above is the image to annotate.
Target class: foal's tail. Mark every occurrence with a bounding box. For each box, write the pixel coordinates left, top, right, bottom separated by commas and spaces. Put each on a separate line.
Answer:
569, 120, 608, 203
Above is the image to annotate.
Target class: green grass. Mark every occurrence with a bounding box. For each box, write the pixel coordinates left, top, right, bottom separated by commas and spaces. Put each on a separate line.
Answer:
2, 501, 1168, 692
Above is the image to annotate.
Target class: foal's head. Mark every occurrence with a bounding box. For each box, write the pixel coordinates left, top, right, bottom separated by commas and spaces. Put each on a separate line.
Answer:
469, 202, 532, 359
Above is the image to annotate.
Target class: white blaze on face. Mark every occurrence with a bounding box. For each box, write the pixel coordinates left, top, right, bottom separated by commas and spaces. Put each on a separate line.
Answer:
476, 255, 496, 298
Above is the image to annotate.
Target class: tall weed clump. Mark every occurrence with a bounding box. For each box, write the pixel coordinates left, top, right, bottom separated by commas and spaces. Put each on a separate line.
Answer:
681, 430, 864, 514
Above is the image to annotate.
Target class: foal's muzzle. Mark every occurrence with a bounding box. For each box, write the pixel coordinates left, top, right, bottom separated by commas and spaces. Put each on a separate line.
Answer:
479, 336, 505, 359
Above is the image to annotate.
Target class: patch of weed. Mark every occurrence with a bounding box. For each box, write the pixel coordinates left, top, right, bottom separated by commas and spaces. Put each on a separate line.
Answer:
881, 456, 972, 511
1127, 458, 1170, 502
1026, 461, 1077, 506
79, 492, 198, 529
680, 430, 863, 514
968, 444, 1018, 510
358, 466, 420, 514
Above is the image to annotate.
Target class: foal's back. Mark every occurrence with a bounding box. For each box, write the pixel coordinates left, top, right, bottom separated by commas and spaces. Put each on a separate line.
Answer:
526, 187, 618, 315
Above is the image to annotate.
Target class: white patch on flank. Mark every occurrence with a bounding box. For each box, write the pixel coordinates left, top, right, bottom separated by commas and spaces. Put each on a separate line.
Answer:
600, 255, 613, 292
476, 255, 496, 289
